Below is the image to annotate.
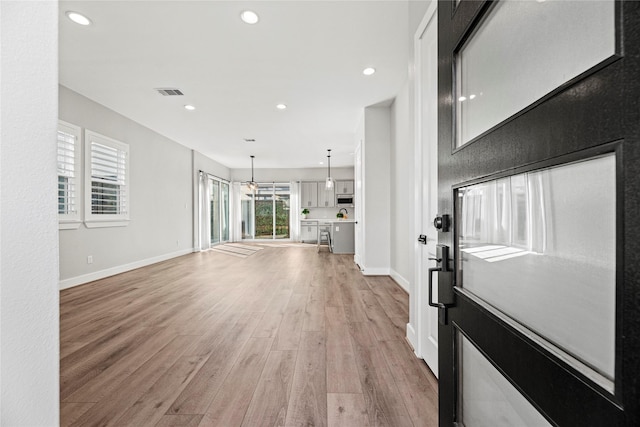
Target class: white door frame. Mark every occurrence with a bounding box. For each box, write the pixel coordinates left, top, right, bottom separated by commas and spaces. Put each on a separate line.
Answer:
410, 0, 439, 377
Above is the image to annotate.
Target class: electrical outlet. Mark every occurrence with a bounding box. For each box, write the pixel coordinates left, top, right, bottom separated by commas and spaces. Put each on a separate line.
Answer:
87, 255, 93, 264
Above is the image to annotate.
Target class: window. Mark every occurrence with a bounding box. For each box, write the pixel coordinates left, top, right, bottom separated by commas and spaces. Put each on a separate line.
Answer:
84, 130, 129, 227
57, 120, 81, 229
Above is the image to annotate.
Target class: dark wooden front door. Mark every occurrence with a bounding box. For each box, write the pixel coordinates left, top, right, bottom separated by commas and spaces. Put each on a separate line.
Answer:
436, 1, 640, 425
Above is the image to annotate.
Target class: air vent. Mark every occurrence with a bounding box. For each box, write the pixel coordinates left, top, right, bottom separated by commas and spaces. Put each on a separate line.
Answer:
244, 138, 256, 143
155, 88, 184, 96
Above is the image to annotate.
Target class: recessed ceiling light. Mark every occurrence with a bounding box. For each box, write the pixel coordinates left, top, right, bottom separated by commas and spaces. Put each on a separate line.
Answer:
362, 67, 376, 76
66, 11, 92, 26
469, 94, 476, 100
276, 104, 287, 110
458, 96, 467, 102
319, 162, 324, 165
184, 104, 196, 111
241, 10, 259, 24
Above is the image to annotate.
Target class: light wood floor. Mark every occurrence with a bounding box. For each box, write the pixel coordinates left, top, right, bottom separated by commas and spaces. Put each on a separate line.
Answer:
60, 245, 438, 426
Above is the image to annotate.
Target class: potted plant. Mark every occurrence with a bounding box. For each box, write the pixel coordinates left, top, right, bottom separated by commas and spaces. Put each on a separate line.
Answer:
301, 208, 310, 219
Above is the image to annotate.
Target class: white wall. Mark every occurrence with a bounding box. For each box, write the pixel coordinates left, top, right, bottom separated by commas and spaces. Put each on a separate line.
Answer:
361, 106, 391, 274
231, 166, 355, 221
0, 2, 59, 424
390, 81, 413, 292
59, 86, 195, 288
230, 166, 354, 183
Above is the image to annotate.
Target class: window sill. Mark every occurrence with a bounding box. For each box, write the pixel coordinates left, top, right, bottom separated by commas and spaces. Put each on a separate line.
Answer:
59, 220, 82, 230
84, 219, 130, 228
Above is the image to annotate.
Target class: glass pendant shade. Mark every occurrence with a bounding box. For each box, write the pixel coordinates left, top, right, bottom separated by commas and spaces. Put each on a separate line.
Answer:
247, 155, 257, 192
325, 149, 333, 189
325, 177, 334, 189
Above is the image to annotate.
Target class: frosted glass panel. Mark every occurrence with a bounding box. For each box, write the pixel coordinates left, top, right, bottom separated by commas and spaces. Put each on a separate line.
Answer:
456, 0, 615, 146
459, 335, 552, 427
457, 154, 616, 381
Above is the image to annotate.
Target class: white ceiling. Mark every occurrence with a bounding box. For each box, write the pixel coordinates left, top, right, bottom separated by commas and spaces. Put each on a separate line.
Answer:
59, 1, 409, 169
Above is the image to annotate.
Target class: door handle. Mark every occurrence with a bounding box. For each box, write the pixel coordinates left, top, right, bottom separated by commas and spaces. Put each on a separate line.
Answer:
427, 244, 451, 325
428, 267, 444, 308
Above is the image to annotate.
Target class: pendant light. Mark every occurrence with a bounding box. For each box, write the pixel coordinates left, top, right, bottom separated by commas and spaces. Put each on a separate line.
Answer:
325, 149, 334, 190
247, 155, 258, 192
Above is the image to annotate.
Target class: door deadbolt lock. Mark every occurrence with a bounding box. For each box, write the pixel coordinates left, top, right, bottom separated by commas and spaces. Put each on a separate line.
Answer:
433, 214, 450, 232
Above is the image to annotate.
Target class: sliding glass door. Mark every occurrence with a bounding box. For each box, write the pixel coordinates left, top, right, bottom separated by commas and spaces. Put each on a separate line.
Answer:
274, 184, 290, 239
221, 182, 229, 242
241, 183, 290, 240
207, 176, 229, 246
210, 179, 220, 244
255, 184, 274, 239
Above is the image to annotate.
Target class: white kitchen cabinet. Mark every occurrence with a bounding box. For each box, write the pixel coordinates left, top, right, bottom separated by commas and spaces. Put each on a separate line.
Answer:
335, 180, 354, 195
300, 181, 318, 208
317, 182, 335, 208
300, 220, 318, 242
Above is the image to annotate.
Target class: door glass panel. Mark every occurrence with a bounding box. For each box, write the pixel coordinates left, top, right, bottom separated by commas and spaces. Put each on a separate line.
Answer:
456, 154, 616, 385
456, 0, 615, 147
274, 183, 290, 239
221, 182, 229, 242
254, 184, 274, 239
458, 334, 552, 427
210, 179, 220, 244
241, 185, 254, 239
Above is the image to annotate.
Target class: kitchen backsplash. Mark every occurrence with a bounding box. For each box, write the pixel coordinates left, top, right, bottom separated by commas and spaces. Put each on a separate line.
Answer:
302, 206, 353, 219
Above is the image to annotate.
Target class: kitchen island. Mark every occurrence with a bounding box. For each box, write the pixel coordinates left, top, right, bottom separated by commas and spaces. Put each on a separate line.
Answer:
321, 219, 355, 254
300, 219, 355, 254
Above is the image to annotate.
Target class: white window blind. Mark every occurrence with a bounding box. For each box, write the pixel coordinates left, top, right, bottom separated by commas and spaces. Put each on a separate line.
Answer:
57, 120, 81, 228
85, 130, 130, 227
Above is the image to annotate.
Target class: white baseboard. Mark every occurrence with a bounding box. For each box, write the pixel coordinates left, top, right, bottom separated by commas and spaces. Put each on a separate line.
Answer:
406, 323, 420, 358
361, 267, 390, 276
59, 248, 195, 290
390, 269, 410, 294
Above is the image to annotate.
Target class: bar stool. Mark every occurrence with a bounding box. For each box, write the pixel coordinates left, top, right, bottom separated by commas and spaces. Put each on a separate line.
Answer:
317, 225, 331, 252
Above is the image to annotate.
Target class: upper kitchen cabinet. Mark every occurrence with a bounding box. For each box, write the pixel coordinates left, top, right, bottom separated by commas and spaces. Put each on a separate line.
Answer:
335, 180, 354, 195
301, 181, 318, 208
317, 182, 335, 208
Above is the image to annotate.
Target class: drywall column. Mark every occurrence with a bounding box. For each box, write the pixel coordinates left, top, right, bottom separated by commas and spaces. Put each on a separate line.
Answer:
358, 105, 392, 275
0, 2, 60, 424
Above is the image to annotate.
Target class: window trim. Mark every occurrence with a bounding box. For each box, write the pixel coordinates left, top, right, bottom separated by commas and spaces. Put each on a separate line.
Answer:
84, 130, 130, 228
57, 120, 82, 230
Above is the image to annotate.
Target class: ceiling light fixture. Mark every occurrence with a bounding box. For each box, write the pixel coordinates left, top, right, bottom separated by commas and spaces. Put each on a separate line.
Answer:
66, 11, 92, 26
325, 149, 334, 190
276, 104, 287, 110
246, 155, 258, 192
184, 104, 196, 111
363, 67, 376, 76
240, 10, 259, 24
